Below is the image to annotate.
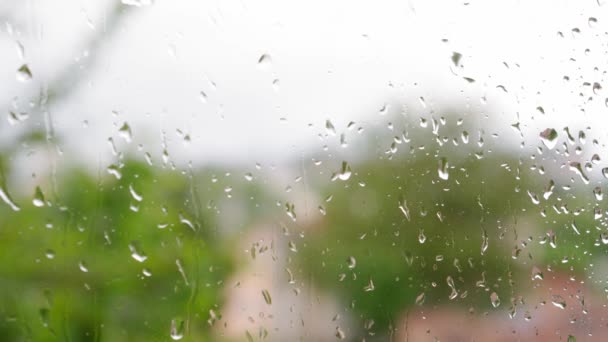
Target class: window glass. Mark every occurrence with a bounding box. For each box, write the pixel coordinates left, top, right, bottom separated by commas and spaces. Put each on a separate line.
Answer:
0, 1, 606, 341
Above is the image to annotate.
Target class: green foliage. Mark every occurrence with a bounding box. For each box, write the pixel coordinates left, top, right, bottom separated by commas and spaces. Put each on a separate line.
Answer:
0, 159, 237, 341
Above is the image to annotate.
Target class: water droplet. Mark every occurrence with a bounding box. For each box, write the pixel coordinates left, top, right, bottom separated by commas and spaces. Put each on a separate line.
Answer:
451, 51, 463, 66
567, 335, 576, 342
551, 294, 566, 309
262, 289, 272, 305
325, 119, 336, 136
539, 128, 558, 149
285, 202, 296, 221
32, 186, 46, 207
257, 53, 272, 70
418, 229, 426, 244
0, 184, 20, 211
7, 111, 29, 125
569, 162, 589, 184
481, 229, 489, 255
337, 161, 351, 181
45, 249, 55, 259
39, 308, 50, 327
78, 261, 89, 273
531, 266, 544, 280
398, 195, 410, 221
438, 157, 449, 180
347, 256, 356, 269
118, 122, 132, 143
363, 278, 375, 292
129, 241, 147, 262
490, 292, 500, 308
447, 276, 458, 300
335, 326, 346, 339
16, 64, 32, 82
170, 318, 184, 340
107, 164, 122, 180
129, 184, 143, 202
415, 292, 425, 305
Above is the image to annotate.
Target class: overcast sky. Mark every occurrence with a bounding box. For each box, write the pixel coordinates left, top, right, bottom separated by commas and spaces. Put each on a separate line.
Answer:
0, 0, 606, 172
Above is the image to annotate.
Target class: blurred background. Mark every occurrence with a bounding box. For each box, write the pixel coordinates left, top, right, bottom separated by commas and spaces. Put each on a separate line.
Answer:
0, 0, 607, 341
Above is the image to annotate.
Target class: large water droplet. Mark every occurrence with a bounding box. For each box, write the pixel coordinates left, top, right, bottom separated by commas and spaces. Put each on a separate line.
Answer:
337, 161, 351, 181
170, 318, 184, 340
540, 128, 558, 149
438, 157, 449, 180
0, 185, 20, 211
32, 186, 46, 207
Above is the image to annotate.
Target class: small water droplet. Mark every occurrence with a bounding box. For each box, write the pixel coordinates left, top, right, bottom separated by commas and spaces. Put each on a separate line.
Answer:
347, 256, 356, 269
39, 308, 50, 327
129, 241, 147, 262
415, 292, 425, 305
79, 261, 89, 273
262, 289, 272, 305
257, 53, 272, 70
551, 294, 566, 309
118, 122, 132, 143
16, 64, 32, 82
490, 292, 500, 308
107, 165, 122, 180
45, 249, 55, 259
398, 195, 410, 221
325, 119, 336, 136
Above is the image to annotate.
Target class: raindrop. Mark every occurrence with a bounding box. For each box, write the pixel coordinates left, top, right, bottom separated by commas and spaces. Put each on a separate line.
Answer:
490, 292, 500, 308
438, 157, 449, 180
170, 318, 184, 340
78, 261, 89, 273
129, 241, 147, 262
257, 53, 272, 70
39, 308, 50, 327
363, 278, 375, 292
347, 256, 356, 269
325, 119, 336, 136
118, 122, 132, 143
539, 128, 558, 149
415, 292, 425, 305
32, 186, 46, 207
107, 164, 122, 180
398, 195, 410, 221
45, 249, 55, 259
551, 294, 566, 309
0, 184, 20, 211
418, 229, 426, 244
337, 161, 352, 181
129, 184, 143, 202
447, 276, 458, 300
593, 187, 603, 201
16, 64, 32, 82
262, 289, 272, 305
